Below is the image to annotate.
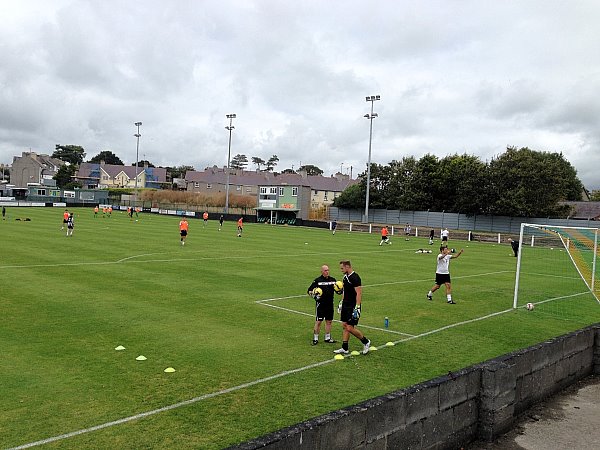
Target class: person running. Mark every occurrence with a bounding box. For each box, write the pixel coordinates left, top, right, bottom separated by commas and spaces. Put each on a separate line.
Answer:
179, 218, 189, 245
331, 220, 337, 235
94, 206, 99, 218
66, 212, 74, 237
334, 260, 371, 355
307, 265, 337, 346
108, 206, 112, 217
237, 217, 243, 237
404, 223, 412, 237
203, 211, 209, 227
379, 226, 391, 245
427, 246, 464, 304
429, 229, 435, 245
218, 214, 224, 231
2, 206, 6, 220
61, 209, 69, 230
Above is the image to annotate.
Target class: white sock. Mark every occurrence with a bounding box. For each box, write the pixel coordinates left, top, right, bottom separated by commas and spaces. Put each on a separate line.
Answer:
428, 291, 432, 296
325, 334, 330, 340
313, 334, 318, 341
447, 294, 452, 302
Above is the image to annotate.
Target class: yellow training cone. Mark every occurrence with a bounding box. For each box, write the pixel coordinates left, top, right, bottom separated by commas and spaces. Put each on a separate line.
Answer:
114, 345, 126, 351
164, 367, 176, 373
135, 355, 147, 361
385, 342, 395, 347
350, 350, 360, 356
334, 354, 344, 361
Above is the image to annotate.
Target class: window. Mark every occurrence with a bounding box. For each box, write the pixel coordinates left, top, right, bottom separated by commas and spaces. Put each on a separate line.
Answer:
64, 191, 75, 198
207, 184, 212, 189
51, 190, 61, 197
102, 175, 109, 180
324, 192, 328, 201
194, 182, 200, 188
37, 189, 46, 196
269, 187, 277, 194
292, 187, 298, 196
246, 187, 252, 192
260, 187, 267, 194
236, 185, 242, 191
278, 187, 284, 196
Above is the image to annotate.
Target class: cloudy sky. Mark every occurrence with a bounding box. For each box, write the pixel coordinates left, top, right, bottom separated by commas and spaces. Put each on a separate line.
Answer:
1, 0, 599, 189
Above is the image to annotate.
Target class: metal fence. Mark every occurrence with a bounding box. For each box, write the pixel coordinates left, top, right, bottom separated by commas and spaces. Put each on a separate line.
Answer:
328, 207, 599, 234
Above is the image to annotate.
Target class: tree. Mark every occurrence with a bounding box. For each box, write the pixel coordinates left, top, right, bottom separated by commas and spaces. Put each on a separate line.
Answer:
230, 154, 248, 170
88, 151, 124, 165
133, 160, 155, 168
590, 190, 600, 201
280, 168, 296, 174
487, 147, 583, 217
53, 164, 80, 189
332, 183, 365, 209
52, 145, 85, 165
298, 164, 323, 176
167, 165, 195, 179
266, 155, 279, 172
251, 156, 266, 170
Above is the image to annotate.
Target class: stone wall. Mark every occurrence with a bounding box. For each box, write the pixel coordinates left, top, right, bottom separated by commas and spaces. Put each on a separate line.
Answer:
229, 325, 599, 450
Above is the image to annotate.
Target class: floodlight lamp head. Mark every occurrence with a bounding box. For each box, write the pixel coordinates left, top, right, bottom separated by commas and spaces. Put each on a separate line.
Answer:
134, 133, 141, 138
372, 113, 378, 117
135, 122, 142, 126
375, 95, 380, 100
226, 114, 236, 119
364, 114, 370, 118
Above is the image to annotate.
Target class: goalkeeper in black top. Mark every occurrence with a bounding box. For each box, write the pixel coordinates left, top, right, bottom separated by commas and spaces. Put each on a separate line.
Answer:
334, 260, 371, 355
307, 265, 337, 345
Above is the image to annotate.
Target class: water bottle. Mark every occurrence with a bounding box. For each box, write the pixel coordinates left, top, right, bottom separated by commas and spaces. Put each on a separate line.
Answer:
384, 317, 389, 329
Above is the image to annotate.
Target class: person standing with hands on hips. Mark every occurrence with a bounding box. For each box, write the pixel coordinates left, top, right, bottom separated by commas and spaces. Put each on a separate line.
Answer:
427, 246, 463, 304
334, 260, 371, 355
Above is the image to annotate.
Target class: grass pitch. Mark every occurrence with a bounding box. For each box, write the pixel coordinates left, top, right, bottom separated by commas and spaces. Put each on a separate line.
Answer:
1, 207, 599, 449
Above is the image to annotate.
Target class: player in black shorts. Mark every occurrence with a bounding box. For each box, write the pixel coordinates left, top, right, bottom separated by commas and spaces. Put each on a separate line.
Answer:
307, 265, 337, 345
334, 260, 371, 355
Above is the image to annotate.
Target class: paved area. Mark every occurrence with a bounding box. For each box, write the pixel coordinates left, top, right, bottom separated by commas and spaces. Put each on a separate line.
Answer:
468, 374, 600, 450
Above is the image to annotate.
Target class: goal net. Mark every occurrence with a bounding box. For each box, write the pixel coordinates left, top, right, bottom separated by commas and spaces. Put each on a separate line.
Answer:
513, 224, 599, 316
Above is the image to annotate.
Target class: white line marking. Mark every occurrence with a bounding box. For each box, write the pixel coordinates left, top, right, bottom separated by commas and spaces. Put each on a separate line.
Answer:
10, 288, 576, 449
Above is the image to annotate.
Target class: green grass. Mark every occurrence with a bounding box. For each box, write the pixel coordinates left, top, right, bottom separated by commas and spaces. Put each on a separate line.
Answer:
1, 207, 599, 449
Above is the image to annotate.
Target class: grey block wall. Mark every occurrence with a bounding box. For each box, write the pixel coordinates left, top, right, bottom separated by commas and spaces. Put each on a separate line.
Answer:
228, 324, 599, 450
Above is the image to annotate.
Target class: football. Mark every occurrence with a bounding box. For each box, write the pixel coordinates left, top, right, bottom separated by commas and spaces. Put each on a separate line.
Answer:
526, 302, 535, 311
333, 280, 344, 295
312, 287, 323, 300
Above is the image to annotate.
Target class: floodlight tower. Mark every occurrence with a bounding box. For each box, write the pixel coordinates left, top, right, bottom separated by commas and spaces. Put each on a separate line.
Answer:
224, 114, 236, 213
363, 95, 380, 223
134, 121, 142, 205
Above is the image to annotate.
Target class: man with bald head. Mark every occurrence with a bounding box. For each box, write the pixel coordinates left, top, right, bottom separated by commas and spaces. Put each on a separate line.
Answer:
307, 264, 338, 346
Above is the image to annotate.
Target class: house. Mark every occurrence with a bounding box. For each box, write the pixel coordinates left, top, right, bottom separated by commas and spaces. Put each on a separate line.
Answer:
185, 167, 356, 221
75, 162, 168, 189
9, 152, 65, 189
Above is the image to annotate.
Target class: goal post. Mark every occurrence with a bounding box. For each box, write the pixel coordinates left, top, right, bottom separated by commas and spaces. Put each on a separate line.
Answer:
513, 223, 599, 310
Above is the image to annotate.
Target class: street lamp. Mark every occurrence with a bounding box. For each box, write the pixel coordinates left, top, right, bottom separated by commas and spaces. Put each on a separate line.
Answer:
134, 122, 142, 205
224, 113, 236, 213
363, 95, 380, 223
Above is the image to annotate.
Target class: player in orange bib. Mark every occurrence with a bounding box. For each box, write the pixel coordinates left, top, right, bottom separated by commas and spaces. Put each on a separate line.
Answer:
380, 226, 391, 245
94, 206, 99, 218
179, 218, 189, 246
237, 217, 243, 237
203, 211, 208, 227
61, 209, 69, 230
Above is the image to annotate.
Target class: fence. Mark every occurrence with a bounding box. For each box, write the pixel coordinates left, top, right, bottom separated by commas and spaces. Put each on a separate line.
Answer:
328, 207, 599, 235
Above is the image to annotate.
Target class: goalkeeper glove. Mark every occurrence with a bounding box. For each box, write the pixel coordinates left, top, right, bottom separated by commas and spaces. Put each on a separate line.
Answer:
352, 305, 361, 320
337, 299, 343, 314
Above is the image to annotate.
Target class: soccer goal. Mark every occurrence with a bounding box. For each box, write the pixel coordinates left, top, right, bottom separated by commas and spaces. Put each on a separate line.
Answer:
513, 224, 600, 314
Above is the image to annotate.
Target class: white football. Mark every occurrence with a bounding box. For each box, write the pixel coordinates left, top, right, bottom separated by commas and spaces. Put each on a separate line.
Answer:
526, 302, 535, 311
